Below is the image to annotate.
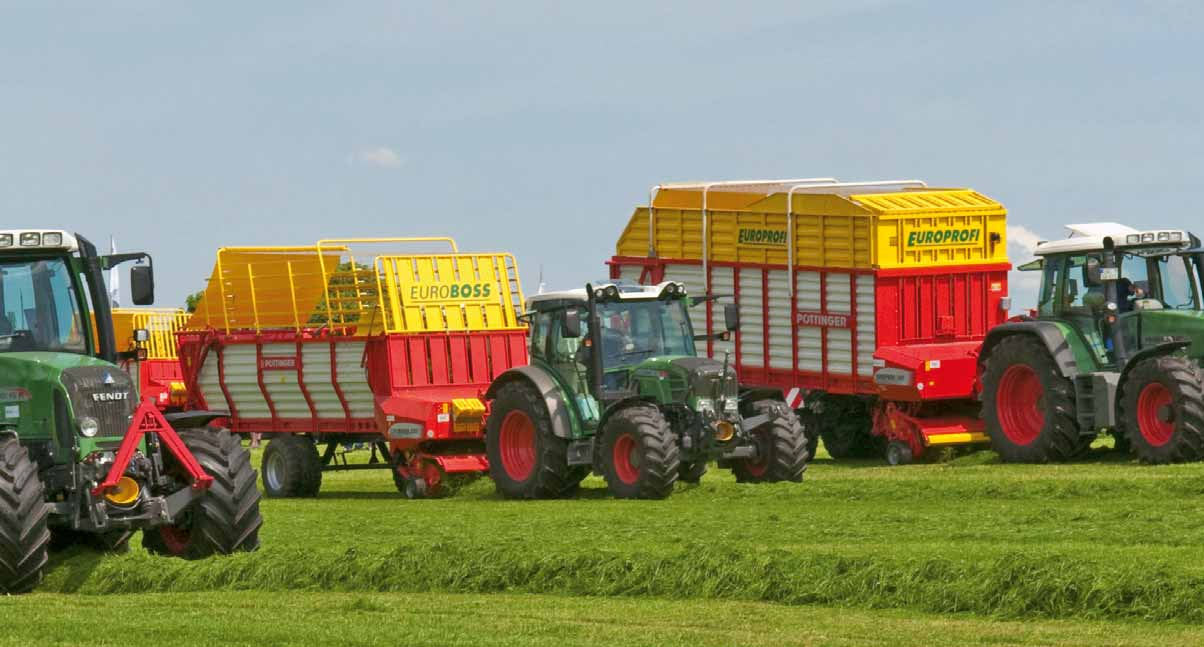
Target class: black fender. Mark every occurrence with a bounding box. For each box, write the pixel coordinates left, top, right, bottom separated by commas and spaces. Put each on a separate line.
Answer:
485, 366, 575, 439
1117, 341, 1192, 393
980, 321, 1082, 378
163, 409, 230, 430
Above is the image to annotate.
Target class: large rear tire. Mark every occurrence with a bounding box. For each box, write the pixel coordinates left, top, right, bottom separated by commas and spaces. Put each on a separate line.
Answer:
144, 428, 263, 559
599, 404, 679, 499
982, 335, 1086, 462
1119, 355, 1204, 464
731, 401, 809, 483
485, 382, 583, 499
0, 438, 50, 595
261, 435, 323, 498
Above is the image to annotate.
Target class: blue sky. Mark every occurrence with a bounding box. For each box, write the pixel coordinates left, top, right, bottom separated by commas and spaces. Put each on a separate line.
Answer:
2, 1, 1201, 309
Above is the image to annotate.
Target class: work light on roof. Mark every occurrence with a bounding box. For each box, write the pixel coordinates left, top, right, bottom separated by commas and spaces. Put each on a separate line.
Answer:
42, 232, 63, 247
0, 234, 11, 248
19, 232, 40, 247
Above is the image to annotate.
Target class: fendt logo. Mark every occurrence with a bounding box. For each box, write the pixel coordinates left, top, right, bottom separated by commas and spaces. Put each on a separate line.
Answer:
737, 228, 788, 247
92, 391, 128, 403
904, 227, 982, 248
408, 282, 495, 303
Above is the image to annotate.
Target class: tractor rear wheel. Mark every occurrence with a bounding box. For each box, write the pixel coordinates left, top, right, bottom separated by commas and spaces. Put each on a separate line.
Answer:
1119, 355, 1204, 464
0, 438, 50, 595
486, 382, 582, 499
731, 401, 809, 483
599, 404, 679, 499
261, 435, 323, 498
143, 428, 262, 559
982, 335, 1086, 462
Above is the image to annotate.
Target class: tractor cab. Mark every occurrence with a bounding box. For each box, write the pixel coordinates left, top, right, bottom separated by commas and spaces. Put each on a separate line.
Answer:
1022, 223, 1204, 369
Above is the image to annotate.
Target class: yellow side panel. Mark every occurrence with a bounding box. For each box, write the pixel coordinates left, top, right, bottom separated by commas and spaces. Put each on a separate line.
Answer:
857, 190, 1008, 269
376, 253, 525, 333
112, 308, 188, 359
616, 208, 651, 257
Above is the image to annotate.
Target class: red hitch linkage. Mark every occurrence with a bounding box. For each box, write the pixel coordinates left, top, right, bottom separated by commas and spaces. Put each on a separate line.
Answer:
92, 398, 214, 497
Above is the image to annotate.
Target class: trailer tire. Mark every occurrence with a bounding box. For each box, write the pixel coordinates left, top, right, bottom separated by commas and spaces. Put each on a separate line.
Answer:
731, 401, 809, 483
0, 438, 50, 595
143, 428, 263, 559
261, 435, 323, 498
1119, 355, 1204, 464
600, 404, 679, 499
795, 408, 822, 460
814, 397, 879, 459
678, 460, 707, 484
486, 382, 580, 499
982, 335, 1086, 462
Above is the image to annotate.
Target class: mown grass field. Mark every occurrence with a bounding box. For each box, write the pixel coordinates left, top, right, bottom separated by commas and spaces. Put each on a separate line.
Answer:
5, 444, 1204, 645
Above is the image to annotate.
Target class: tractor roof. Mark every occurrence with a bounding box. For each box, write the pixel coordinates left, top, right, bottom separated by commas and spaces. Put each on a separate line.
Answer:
1034, 222, 1193, 256
0, 229, 79, 253
528, 281, 684, 307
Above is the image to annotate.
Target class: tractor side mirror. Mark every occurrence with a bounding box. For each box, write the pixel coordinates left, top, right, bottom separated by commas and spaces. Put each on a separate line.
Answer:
562, 309, 582, 339
724, 303, 740, 332
130, 265, 155, 306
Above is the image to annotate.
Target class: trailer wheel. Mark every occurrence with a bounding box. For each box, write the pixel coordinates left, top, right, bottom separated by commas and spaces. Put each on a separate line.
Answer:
1119, 355, 1204, 464
143, 428, 263, 559
678, 460, 707, 484
261, 435, 323, 498
600, 404, 679, 499
0, 438, 50, 595
795, 409, 822, 461
884, 441, 914, 466
485, 382, 581, 499
981, 335, 1086, 462
731, 401, 809, 483
814, 397, 880, 459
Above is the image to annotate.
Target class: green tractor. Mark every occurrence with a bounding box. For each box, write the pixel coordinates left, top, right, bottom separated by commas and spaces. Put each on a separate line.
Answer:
0, 229, 261, 594
484, 281, 809, 499
981, 223, 1204, 463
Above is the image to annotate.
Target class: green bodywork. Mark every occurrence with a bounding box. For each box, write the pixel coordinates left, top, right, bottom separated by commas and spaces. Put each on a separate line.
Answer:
0, 352, 134, 462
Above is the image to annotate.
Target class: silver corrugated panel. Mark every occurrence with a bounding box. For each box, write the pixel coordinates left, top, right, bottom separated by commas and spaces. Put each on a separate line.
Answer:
824, 273, 853, 375
796, 271, 823, 372
856, 275, 876, 377
767, 270, 792, 370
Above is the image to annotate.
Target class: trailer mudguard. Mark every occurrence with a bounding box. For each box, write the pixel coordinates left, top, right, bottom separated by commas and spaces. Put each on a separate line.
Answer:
163, 409, 230, 430
980, 321, 1083, 378
486, 367, 576, 439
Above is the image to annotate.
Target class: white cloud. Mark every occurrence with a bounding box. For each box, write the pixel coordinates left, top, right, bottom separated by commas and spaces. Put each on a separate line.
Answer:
1006, 224, 1049, 312
350, 147, 403, 168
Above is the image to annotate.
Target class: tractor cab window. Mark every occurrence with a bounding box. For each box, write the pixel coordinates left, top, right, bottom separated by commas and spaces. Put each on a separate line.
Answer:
528, 310, 552, 360
1118, 253, 1151, 313
546, 306, 589, 392
1038, 257, 1063, 316
1153, 255, 1197, 310
1058, 254, 1105, 316
597, 298, 696, 368
0, 258, 87, 354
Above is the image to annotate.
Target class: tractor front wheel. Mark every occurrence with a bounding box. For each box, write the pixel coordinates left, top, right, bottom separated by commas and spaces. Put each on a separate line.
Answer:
144, 428, 263, 559
485, 382, 584, 499
599, 404, 679, 499
1119, 355, 1204, 464
731, 401, 809, 483
0, 438, 50, 595
261, 434, 323, 498
981, 335, 1086, 462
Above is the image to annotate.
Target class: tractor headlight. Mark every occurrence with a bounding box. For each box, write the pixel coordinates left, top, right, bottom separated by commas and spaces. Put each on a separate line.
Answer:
0, 234, 11, 247
714, 420, 736, 442
604, 285, 620, 300
42, 232, 63, 247
695, 397, 715, 414
1126, 234, 1140, 244
79, 417, 100, 438
19, 232, 41, 247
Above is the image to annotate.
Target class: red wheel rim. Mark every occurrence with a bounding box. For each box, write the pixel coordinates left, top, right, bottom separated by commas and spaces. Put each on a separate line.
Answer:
1136, 382, 1175, 447
498, 410, 536, 481
612, 433, 640, 485
158, 526, 190, 556
996, 364, 1044, 445
744, 431, 770, 477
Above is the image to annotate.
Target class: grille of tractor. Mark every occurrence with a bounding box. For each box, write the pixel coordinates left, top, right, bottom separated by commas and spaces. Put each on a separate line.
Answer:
60, 367, 136, 437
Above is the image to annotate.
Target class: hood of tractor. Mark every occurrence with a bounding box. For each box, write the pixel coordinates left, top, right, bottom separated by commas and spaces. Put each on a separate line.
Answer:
0, 352, 137, 450
1134, 310, 1204, 356
668, 356, 739, 399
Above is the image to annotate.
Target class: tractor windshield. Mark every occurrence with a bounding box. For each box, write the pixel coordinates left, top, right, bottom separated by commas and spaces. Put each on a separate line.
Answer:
597, 298, 695, 368
0, 257, 88, 354
1118, 252, 1198, 311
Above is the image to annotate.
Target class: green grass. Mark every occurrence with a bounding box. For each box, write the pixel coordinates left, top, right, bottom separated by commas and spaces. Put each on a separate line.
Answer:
3, 591, 1203, 646
32, 444, 1204, 632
